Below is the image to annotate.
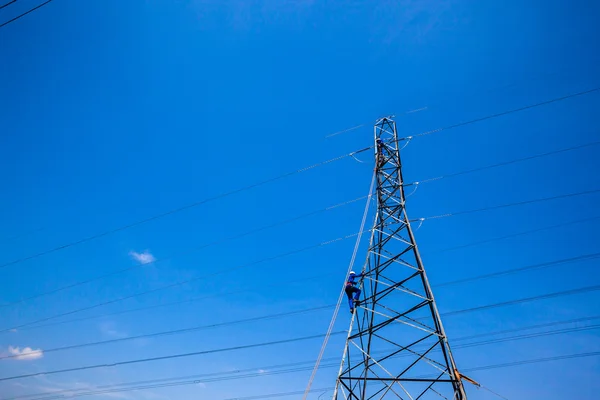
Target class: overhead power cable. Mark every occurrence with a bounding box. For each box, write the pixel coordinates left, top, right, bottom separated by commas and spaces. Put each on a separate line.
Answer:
463, 351, 600, 373
23, 387, 335, 400
7, 136, 598, 307
5, 353, 345, 399
325, 124, 366, 139
418, 188, 600, 221
441, 284, 600, 318
0, 304, 335, 360
5, 132, 595, 261
382, 324, 600, 363
4, 276, 599, 363
432, 215, 600, 253
454, 314, 600, 342
0, 0, 17, 11
4, 341, 482, 400
8, 325, 600, 400
435, 252, 600, 287
8, 249, 598, 336
0, 229, 368, 333
406, 138, 600, 187
401, 64, 596, 115
5, 86, 597, 271
3, 189, 595, 334
7, 317, 598, 398
0, 146, 371, 271
3, 128, 595, 282
4, 321, 598, 391
455, 324, 600, 349
12, 271, 341, 332
0, 0, 53, 29
400, 86, 600, 140
13, 188, 593, 330
0, 195, 367, 308
0, 331, 346, 382
8, 162, 589, 311
326, 67, 598, 140
61, 346, 600, 400
2, 86, 598, 269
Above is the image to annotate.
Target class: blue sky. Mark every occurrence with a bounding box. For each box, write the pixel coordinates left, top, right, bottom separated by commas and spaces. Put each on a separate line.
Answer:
0, 0, 599, 399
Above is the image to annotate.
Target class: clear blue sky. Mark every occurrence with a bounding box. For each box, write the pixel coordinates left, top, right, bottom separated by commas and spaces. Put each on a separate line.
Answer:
1, 0, 599, 399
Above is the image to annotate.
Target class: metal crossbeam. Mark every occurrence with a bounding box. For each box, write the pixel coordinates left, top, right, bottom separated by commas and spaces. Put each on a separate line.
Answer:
333, 117, 467, 400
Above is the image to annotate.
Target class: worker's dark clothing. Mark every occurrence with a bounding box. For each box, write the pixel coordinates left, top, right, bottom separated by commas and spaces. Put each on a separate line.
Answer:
345, 272, 364, 312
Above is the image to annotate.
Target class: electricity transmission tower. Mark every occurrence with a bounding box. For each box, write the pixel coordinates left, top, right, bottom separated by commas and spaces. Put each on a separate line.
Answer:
332, 117, 472, 400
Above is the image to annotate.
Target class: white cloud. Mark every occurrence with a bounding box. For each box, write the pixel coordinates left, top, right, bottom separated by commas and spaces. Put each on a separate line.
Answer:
8, 346, 43, 360
99, 321, 128, 339
129, 250, 156, 265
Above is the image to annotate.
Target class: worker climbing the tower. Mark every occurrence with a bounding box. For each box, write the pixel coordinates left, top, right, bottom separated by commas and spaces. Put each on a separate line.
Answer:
345, 270, 364, 313
376, 138, 385, 168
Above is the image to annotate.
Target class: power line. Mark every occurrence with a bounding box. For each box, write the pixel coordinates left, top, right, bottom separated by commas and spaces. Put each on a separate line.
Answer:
0, 304, 335, 360
7, 325, 600, 399
5, 184, 595, 331
8, 210, 597, 334
326, 68, 598, 141
407, 138, 600, 187
435, 252, 600, 287
404, 65, 594, 116
0, 0, 53, 29
9, 247, 598, 336
5, 87, 597, 272
455, 324, 600, 349
418, 188, 600, 221
29, 387, 334, 400
12, 271, 340, 332
325, 124, 366, 138
8, 317, 599, 399
0, 230, 367, 333
0, 0, 18, 11
6, 359, 338, 400
7, 136, 598, 307
4, 275, 599, 365
19, 377, 327, 400
401, 86, 600, 140
3, 132, 596, 307
4, 138, 592, 343
3, 190, 595, 334
441, 284, 600, 318
373, 325, 600, 366
1, 191, 593, 393
0, 146, 371, 271
2, 86, 598, 270
0, 195, 367, 308
0, 331, 346, 382
71, 345, 600, 400
8, 321, 600, 400
432, 215, 600, 253
3, 176, 594, 329
462, 351, 600, 373
453, 314, 600, 342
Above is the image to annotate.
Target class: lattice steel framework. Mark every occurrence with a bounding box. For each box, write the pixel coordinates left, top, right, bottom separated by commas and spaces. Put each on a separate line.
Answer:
332, 117, 468, 400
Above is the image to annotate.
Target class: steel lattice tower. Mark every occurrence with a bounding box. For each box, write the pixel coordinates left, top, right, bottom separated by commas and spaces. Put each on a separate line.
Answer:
332, 117, 468, 400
